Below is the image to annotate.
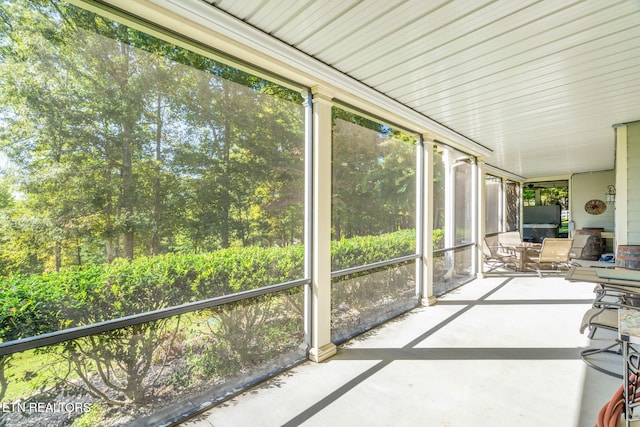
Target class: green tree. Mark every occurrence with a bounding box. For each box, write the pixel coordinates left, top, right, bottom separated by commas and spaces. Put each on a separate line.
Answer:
523, 187, 568, 208
0, 0, 305, 273
332, 111, 416, 240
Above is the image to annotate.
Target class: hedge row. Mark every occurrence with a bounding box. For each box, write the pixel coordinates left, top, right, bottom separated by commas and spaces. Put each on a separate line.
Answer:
0, 229, 416, 343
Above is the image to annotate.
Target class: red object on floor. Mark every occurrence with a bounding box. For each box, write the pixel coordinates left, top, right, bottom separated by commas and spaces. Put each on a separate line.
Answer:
596, 374, 638, 427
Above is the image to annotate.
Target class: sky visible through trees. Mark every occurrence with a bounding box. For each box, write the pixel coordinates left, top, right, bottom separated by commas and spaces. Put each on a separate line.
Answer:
0, 0, 418, 277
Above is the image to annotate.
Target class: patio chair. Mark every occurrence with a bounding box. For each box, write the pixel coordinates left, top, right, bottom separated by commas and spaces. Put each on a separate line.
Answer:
497, 230, 523, 255
482, 238, 517, 272
524, 237, 574, 277
579, 287, 640, 379
581, 284, 640, 337
568, 232, 590, 259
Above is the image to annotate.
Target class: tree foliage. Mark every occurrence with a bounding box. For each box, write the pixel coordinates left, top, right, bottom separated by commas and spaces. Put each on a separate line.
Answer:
0, 0, 306, 275
523, 187, 569, 208
0, 1, 427, 422
332, 109, 417, 240
0, 1, 420, 279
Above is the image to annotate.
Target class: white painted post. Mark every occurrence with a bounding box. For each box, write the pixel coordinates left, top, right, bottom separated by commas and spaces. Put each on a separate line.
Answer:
422, 138, 436, 306
476, 158, 487, 278
615, 124, 628, 247
308, 86, 337, 362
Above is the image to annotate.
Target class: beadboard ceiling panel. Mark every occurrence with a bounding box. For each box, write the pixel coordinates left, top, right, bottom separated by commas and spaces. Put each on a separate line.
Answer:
202, 0, 640, 179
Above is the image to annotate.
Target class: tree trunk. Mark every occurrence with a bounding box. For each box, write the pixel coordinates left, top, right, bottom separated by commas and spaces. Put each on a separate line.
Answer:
220, 84, 232, 248
0, 356, 9, 401
105, 185, 116, 262
54, 241, 62, 272
151, 93, 163, 256
118, 42, 135, 260
121, 124, 134, 260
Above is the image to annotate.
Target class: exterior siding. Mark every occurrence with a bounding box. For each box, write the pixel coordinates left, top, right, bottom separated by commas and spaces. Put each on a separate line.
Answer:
627, 122, 640, 244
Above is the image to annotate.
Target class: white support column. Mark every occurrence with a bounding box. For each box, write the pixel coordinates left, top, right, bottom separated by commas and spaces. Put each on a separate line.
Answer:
519, 181, 524, 235
308, 85, 337, 362
470, 157, 478, 275
615, 125, 628, 247
500, 177, 506, 232
422, 137, 436, 306
476, 158, 487, 278
443, 150, 454, 251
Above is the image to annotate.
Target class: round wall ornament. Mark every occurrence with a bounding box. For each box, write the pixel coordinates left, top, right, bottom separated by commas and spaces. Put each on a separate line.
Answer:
584, 199, 606, 215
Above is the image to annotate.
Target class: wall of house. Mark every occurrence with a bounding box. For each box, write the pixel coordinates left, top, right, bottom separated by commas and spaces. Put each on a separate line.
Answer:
626, 122, 640, 244
614, 120, 640, 247
571, 170, 616, 230
570, 169, 615, 252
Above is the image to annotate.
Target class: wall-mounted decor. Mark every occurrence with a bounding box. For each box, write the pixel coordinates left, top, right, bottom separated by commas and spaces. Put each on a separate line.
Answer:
584, 199, 606, 215
605, 185, 616, 204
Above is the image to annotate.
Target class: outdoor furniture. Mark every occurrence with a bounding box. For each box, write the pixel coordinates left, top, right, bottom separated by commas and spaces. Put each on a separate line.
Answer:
497, 231, 523, 253
566, 266, 640, 379
506, 242, 542, 271
524, 237, 574, 277
579, 306, 622, 378
569, 232, 591, 260
570, 259, 616, 268
482, 238, 517, 272
493, 231, 542, 271
595, 308, 640, 427
578, 274, 639, 338
618, 308, 640, 426
579, 292, 640, 380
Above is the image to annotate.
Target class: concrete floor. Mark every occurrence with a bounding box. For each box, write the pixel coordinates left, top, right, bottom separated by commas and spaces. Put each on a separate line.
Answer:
180, 274, 624, 427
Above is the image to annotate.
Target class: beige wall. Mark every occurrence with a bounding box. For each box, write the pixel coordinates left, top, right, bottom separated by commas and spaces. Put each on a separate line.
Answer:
571, 170, 616, 230
570, 170, 615, 252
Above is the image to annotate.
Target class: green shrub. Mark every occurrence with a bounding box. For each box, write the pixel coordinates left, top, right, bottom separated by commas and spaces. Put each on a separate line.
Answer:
0, 229, 415, 407
0, 230, 414, 342
331, 229, 416, 271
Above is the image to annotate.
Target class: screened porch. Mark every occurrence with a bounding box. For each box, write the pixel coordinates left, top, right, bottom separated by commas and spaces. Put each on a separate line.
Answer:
0, 1, 639, 426
180, 274, 621, 427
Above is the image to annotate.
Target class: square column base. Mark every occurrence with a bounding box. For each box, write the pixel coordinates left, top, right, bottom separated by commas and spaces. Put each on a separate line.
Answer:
421, 296, 437, 306
309, 343, 337, 362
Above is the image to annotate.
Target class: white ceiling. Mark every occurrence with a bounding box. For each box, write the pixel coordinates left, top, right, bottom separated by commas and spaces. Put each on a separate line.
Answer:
201, 0, 640, 179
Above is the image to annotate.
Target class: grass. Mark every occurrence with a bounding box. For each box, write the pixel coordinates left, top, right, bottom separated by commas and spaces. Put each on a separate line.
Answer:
0, 293, 302, 426
71, 404, 105, 427
2, 349, 65, 401
1, 310, 215, 403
